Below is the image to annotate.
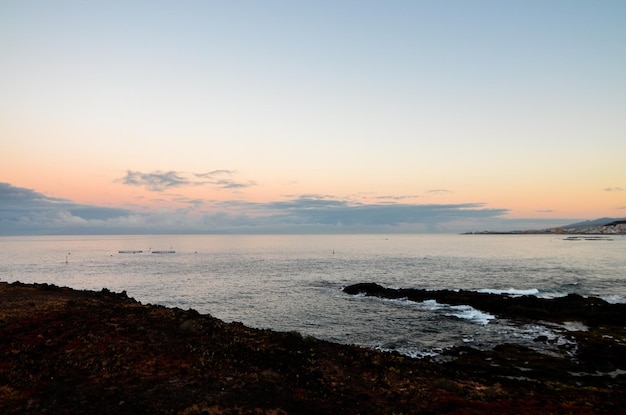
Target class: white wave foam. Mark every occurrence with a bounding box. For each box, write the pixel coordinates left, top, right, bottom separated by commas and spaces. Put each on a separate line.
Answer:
446, 304, 495, 325
491, 323, 578, 355
376, 345, 443, 359
561, 321, 588, 332
477, 288, 539, 296
354, 295, 496, 325
570, 369, 626, 379
421, 299, 440, 308
419, 300, 495, 325
601, 294, 626, 304
535, 292, 568, 299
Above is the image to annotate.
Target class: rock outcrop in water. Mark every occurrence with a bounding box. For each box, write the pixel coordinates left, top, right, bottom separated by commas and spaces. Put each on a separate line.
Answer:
1, 281, 626, 414
343, 282, 626, 326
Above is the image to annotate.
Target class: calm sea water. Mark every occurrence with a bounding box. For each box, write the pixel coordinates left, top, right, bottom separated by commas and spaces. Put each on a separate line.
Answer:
1, 234, 625, 357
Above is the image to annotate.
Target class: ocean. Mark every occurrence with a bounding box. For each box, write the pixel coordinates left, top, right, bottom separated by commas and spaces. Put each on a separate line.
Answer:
1, 234, 624, 358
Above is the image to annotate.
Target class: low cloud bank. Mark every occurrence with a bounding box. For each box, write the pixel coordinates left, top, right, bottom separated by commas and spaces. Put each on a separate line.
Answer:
0, 183, 563, 235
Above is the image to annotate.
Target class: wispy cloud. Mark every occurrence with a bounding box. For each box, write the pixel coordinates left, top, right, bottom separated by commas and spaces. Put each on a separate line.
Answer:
426, 189, 452, 195
197, 170, 256, 190
604, 187, 624, 192
374, 195, 421, 201
118, 169, 256, 192
214, 179, 256, 190
195, 170, 236, 178
120, 170, 191, 191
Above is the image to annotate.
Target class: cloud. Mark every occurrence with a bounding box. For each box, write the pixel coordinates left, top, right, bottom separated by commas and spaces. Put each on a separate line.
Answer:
118, 169, 256, 191
197, 170, 256, 190
1, 182, 574, 235
214, 179, 256, 190
120, 170, 191, 191
260, 195, 507, 227
0, 182, 67, 211
195, 170, 236, 178
373, 195, 421, 201
211, 195, 510, 233
0, 182, 135, 235
426, 189, 452, 195
604, 187, 624, 192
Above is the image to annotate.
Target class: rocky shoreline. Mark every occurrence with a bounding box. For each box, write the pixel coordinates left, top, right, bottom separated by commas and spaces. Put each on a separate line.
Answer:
1, 281, 625, 414
343, 283, 626, 326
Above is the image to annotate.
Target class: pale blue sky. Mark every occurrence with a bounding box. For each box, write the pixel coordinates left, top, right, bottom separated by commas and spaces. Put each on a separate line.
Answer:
1, 1, 625, 234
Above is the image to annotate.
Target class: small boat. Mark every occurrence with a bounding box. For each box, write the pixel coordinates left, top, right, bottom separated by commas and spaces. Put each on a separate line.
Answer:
152, 250, 176, 254
118, 250, 143, 254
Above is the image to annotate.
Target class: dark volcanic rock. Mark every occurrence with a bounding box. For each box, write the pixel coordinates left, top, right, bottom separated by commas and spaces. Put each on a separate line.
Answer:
343, 282, 626, 326
1, 282, 626, 414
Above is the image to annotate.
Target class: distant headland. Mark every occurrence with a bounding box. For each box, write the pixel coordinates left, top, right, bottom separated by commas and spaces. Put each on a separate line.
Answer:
464, 217, 626, 235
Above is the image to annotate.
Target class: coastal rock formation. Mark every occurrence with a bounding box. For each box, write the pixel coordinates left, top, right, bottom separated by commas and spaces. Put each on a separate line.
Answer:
1, 282, 625, 414
344, 282, 626, 386
343, 283, 626, 326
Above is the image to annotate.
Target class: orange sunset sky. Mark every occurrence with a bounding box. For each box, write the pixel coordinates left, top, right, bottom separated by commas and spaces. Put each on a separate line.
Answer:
1, 1, 625, 234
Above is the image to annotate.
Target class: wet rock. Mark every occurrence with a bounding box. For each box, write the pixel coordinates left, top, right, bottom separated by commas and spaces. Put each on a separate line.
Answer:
343, 283, 626, 326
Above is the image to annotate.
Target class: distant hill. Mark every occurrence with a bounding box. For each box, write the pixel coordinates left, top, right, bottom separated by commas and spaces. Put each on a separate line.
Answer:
562, 217, 625, 229
465, 217, 626, 235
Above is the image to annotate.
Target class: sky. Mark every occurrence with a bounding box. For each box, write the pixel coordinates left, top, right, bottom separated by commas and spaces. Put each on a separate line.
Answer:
1, 1, 625, 235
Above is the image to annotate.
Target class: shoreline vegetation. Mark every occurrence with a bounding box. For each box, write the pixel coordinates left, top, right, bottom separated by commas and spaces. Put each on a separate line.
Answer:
2, 282, 626, 414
